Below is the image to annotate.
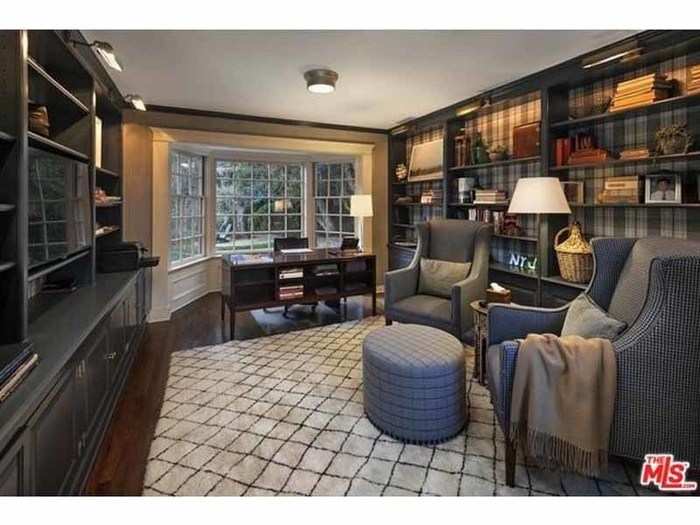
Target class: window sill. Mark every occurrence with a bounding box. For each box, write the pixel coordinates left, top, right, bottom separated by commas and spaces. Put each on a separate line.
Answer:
169, 255, 220, 273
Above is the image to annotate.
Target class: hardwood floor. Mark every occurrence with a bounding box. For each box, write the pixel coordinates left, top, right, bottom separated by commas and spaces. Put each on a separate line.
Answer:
84, 292, 381, 495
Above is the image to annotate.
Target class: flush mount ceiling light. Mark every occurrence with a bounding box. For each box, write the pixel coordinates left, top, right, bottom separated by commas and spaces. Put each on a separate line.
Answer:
125, 94, 147, 111
303, 69, 338, 94
72, 40, 123, 71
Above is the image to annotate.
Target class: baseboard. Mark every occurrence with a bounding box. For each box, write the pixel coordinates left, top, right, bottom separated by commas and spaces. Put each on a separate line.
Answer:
376, 285, 384, 295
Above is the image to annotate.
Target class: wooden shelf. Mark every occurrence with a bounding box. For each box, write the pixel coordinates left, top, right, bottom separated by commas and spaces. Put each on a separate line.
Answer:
96, 166, 120, 178
234, 280, 275, 287
571, 203, 700, 208
541, 275, 588, 290
393, 202, 442, 207
489, 262, 538, 280
449, 156, 540, 172
0, 204, 16, 213
96, 226, 121, 238
27, 248, 90, 282
96, 201, 122, 208
393, 223, 416, 229
392, 177, 443, 185
448, 202, 510, 209
0, 130, 15, 143
0, 261, 17, 273
28, 131, 89, 162
27, 56, 90, 114
493, 233, 538, 242
550, 91, 700, 129
550, 151, 700, 171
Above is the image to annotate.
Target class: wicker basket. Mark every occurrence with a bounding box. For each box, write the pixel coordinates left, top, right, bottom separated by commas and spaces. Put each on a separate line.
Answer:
555, 222, 593, 283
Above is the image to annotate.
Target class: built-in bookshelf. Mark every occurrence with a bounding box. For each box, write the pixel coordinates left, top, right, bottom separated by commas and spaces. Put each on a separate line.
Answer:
389, 30, 700, 307
0, 30, 125, 351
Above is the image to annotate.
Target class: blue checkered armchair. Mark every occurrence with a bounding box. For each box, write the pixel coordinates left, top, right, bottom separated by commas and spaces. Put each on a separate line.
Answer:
485, 237, 700, 486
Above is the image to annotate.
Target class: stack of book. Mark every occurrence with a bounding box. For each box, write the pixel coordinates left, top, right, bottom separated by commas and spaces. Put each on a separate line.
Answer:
279, 267, 304, 280
279, 284, 304, 300
312, 263, 339, 277
420, 188, 443, 205
596, 176, 642, 204
610, 73, 673, 112
474, 189, 508, 205
0, 346, 39, 404
689, 65, 700, 94
568, 133, 611, 165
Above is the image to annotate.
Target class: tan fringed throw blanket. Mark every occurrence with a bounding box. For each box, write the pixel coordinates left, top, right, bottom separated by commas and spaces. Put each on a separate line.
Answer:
509, 333, 616, 477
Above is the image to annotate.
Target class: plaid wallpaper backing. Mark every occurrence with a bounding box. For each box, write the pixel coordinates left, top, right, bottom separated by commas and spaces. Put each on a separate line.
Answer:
567, 51, 700, 240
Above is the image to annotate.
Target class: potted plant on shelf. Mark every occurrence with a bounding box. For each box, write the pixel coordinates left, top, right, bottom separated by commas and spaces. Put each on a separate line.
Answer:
655, 124, 693, 155
489, 144, 509, 162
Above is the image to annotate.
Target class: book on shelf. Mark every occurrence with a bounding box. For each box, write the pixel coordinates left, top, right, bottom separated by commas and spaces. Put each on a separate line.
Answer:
619, 147, 650, 160
0, 352, 39, 404
312, 263, 339, 276
474, 189, 508, 204
279, 268, 304, 279
610, 73, 673, 112
555, 137, 572, 166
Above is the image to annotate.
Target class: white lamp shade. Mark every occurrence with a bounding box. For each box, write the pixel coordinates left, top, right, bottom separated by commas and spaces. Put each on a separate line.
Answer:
507, 177, 572, 214
350, 194, 373, 217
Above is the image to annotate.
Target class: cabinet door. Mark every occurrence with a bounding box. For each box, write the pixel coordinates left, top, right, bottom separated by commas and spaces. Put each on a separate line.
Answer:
108, 300, 126, 382
30, 369, 79, 496
82, 321, 111, 438
0, 432, 30, 496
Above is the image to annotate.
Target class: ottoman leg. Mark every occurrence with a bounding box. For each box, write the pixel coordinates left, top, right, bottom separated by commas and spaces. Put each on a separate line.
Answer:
505, 436, 517, 487
385, 318, 393, 326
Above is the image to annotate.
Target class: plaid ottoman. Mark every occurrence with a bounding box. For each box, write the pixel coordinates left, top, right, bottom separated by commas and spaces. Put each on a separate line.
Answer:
362, 323, 466, 444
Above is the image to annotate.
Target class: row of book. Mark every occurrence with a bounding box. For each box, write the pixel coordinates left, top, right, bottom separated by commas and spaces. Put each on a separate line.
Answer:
279, 284, 304, 300
610, 73, 673, 112
0, 347, 39, 404
474, 189, 508, 204
690, 64, 700, 94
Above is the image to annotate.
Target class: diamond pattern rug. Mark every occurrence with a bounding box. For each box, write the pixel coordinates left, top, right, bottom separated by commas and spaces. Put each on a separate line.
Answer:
143, 316, 656, 496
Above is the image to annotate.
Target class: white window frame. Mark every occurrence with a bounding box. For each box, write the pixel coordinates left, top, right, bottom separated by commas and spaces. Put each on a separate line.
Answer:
312, 158, 358, 248
212, 157, 306, 254
169, 149, 206, 269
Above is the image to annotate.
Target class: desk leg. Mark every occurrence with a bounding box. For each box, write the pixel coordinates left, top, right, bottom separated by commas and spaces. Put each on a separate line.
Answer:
229, 308, 236, 341
221, 293, 225, 322
371, 289, 377, 316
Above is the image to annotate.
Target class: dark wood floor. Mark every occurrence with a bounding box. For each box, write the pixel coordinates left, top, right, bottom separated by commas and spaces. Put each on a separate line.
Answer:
84, 292, 381, 495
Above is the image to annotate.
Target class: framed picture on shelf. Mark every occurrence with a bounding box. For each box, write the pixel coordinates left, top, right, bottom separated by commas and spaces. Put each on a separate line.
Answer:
561, 181, 584, 204
645, 173, 682, 204
408, 139, 444, 182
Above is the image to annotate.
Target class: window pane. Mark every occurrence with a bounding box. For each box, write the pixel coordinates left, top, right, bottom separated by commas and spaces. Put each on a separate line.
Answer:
170, 150, 205, 266
314, 162, 356, 246
215, 160, 305, 253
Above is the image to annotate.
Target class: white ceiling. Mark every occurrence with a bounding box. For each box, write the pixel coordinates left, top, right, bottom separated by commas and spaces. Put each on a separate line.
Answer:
84, 30, 638, 129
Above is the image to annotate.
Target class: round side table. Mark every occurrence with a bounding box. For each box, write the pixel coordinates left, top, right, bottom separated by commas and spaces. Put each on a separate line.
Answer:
470, 300, 489, 386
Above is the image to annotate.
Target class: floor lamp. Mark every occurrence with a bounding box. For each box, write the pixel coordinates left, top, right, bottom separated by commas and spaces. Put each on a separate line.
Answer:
350, 195, 373, 252
507, 177, 571, 305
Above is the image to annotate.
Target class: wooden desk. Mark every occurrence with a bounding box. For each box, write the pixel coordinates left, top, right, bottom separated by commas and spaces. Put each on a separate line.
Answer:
221, 249, 376, 340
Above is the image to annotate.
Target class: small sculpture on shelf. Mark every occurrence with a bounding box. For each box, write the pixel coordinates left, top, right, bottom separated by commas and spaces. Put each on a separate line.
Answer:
470, 132, 490, 165
395, 163, 408, 181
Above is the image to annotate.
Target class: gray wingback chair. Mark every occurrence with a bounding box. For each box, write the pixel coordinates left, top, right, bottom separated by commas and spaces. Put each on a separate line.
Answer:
384, 219, 492, 341
485, 237, 700, 486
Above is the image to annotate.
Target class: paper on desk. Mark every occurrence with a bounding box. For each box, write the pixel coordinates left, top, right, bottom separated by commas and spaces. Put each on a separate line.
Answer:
280, 248, 313, 254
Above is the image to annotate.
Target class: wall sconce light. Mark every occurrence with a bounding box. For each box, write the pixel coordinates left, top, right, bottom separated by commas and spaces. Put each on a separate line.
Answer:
125, 94, 147, 111
72, 40, 123, 71
582, 46, 643, 69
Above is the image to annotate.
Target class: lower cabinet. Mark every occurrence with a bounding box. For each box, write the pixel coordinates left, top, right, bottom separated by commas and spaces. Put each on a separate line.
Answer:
0, 269, 150, 495
0, 431, 30, 496
30, 369, 81, 495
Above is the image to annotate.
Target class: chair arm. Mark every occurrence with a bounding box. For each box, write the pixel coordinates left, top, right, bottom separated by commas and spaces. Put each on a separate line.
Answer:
488, 303, 568, 345
384, 264, 419, 308
486, 340, 521, 435
452, 271, 488, 339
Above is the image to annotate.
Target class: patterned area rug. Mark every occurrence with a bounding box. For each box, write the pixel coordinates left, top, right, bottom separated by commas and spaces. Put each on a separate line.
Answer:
143, 316, 654, 496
